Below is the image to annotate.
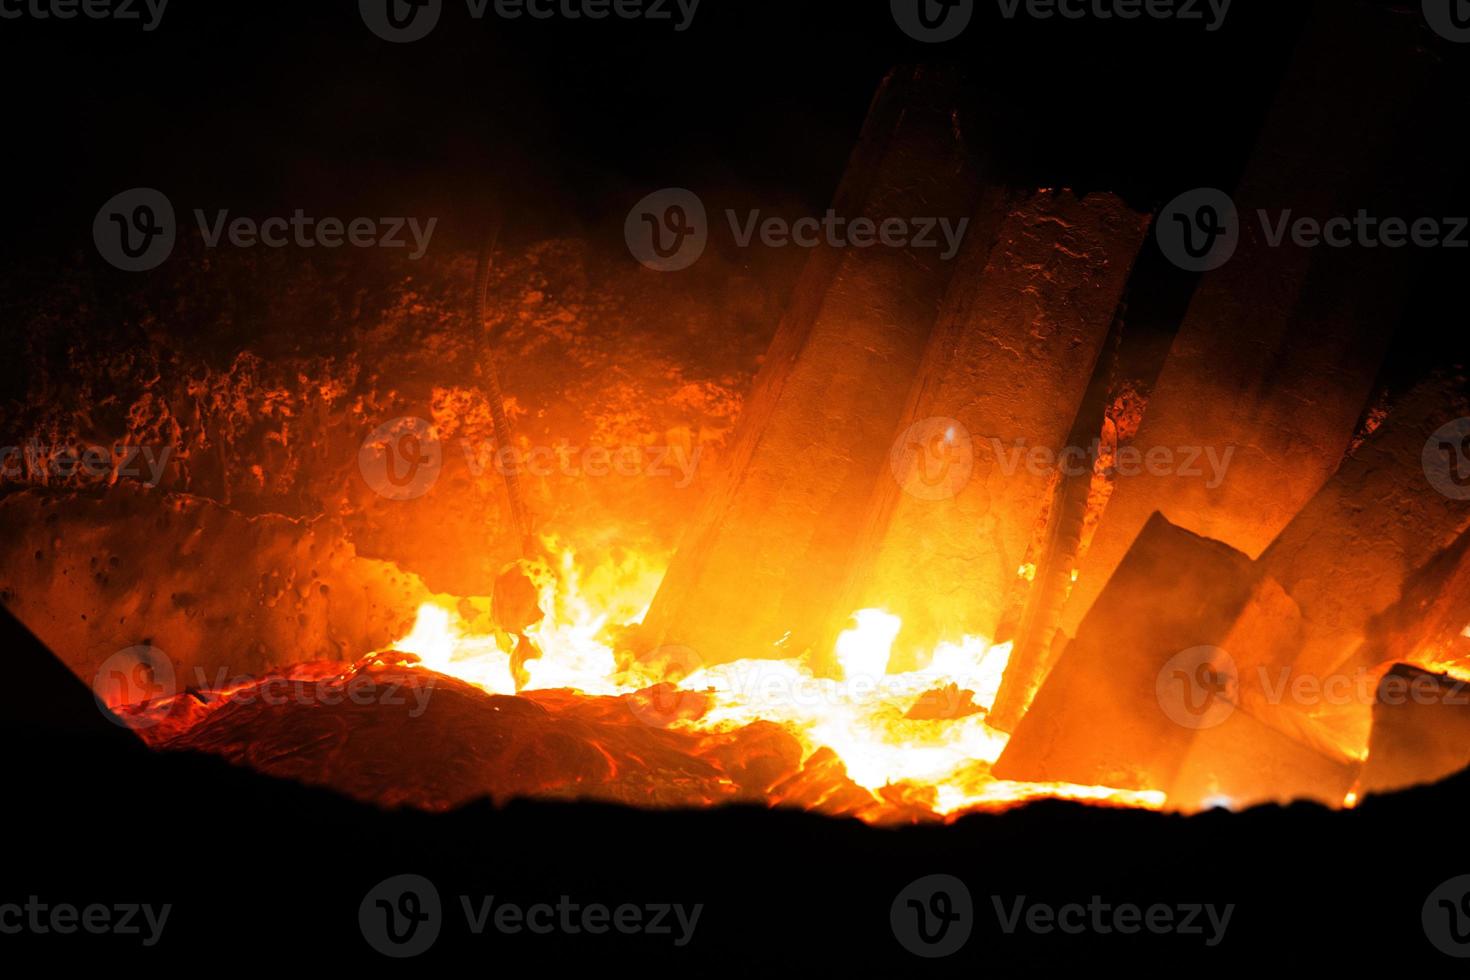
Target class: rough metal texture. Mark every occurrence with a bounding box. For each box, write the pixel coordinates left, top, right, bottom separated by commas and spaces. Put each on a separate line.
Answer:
0, 484, 430, 692
1059, 1, 1444, 643
992, 514, 1261, 790
843, 190, 1147, 665
993, 512, 1358, 806
149, 667, 800, 812
1166, 707, 1357, 812
1003, 374, 1470, 793
1360, 665, 1470, 797
643, 67, 987, 666
1239, 375, 1470, 758
1375, 529, 1470, 678
1264, 376, 1470, 679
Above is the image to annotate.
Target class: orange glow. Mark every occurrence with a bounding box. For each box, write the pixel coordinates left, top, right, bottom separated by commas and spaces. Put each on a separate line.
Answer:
383, 540, 1166, 822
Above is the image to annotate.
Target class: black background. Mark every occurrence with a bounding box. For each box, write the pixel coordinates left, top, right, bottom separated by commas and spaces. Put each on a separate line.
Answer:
3, 0, 1316, 252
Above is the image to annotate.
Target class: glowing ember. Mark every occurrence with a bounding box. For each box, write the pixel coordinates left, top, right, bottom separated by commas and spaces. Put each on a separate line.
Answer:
383, 540, 1166, 821
834, 609, 900, 683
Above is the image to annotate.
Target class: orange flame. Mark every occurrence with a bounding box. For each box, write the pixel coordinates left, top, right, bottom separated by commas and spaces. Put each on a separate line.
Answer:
385, 541, 1166, 821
